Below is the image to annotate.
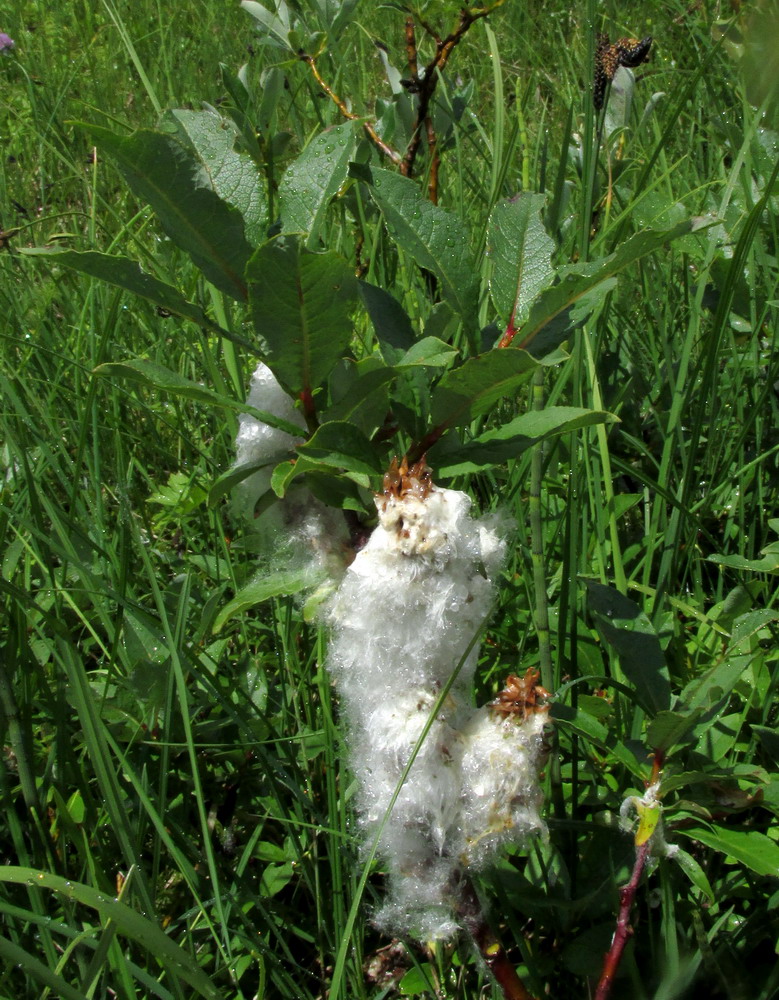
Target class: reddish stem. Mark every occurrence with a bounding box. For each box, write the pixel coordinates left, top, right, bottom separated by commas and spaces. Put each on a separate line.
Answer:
593, 838, 651, 1000
457, 877, 537, 1000
594, 752, 664, 1000
298, 387, 317, 431
498, 311, 518, 348
405, 423, 446, 465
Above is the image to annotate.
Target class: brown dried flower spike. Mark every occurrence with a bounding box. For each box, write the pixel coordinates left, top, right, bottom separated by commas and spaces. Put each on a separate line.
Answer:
490, 668, 550, 720
382, 455, 434, 501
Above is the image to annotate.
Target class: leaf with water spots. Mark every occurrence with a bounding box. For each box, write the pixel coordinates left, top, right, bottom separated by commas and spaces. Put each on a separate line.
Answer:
367, 167, 477, 322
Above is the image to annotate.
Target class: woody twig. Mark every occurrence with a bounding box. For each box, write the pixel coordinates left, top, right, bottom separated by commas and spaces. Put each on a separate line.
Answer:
457, 875, 538, 1000
300, 2, 507, 201
298, 53, 402, 166
401, 0, 508, 190
593, 751, 666, 1000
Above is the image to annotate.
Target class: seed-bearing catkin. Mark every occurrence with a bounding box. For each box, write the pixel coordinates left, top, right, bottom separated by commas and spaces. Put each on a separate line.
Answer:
234, 362, 348, 570
233, 376, 549, 939
234, 362, 306, 520
325, 459, 549, 940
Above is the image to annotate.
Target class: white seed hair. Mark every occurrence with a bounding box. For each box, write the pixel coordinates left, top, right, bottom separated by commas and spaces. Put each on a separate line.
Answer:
233, 362, 306, 520
326, 481, 548, 939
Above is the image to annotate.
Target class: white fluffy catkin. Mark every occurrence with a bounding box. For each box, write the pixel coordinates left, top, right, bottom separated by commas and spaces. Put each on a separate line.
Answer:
326, 460, 548, 940
234, 362, 306, 520
234, 363, 348, 572
233, 373, 548, 939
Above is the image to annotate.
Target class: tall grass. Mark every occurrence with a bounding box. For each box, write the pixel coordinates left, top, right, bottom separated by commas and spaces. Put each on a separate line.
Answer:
1, 1, 778, 999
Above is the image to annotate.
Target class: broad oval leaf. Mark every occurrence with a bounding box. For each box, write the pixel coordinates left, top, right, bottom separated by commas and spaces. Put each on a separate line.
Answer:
165, 108, 267, 245
358, 281, 415, 358
679, 824, 779, 878
94, 359, 303, 435
247, 240, 358, 395
214, 567, 323, 631
398, 337, 459, 369
324, 358, 396, 423
487, 192, 555, 327
516, 217, 717, 357
430, 349, 539, 429
367, 167, 477, 321
20, 248, 240, 340
550, 703, 647, 777
584, 580, 671, 715
647, 709, 703, 753
241, 0, 293, 50
432, 405, 616, 476
79, 124, 253, 301
669, 847, 715, 902
280, 121, 359, 247
296, 421, 381, 477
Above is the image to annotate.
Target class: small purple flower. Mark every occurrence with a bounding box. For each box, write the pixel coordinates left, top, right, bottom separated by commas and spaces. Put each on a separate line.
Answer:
0, 32, 15, 53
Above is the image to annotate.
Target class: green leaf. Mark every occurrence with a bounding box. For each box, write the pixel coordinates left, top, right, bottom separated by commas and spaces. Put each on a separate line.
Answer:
670, 848, 715, 902
660, 768, 752, 794
604, 66, 638, 138
208, 459, 279, 508
550, 703, 647, 777
147, 471, 207, 512
399, 964, 437, 995
584, 580, 671, 714
218, 62, 261, 156
324, 358, 396, 422
708, 548, 779, 573
679, 824, 779, 878
751, 725, 779, 765
728, 609, 779, 649
247, 241, 357, 395
80, 124, 253, 301
280, 121, 359, 247
647, 710, 703, 752
0, 868, 220, 1000
398, 337, 459, 369
165, 108, 267, 245
367, 167, 477, 320
269, 455, 324, 498
296, 421, 381, 477
358, 281, 415, 358
430, 349, 538, 430
93, 359, 303, 435
309, 0, 360, 33
324, 340, 457, 424
241, 0, 293, 50
682, 653, 753, 712
19, 249, 242, 339
214, 567, 322, 631
696, 711, 743, 760
487, 192, 555, 326
516, 218, 717, 356
260, 862, 295, 898
0, 936, 88, 1000
432, 406, 616, 475
306, 468, 368, 512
